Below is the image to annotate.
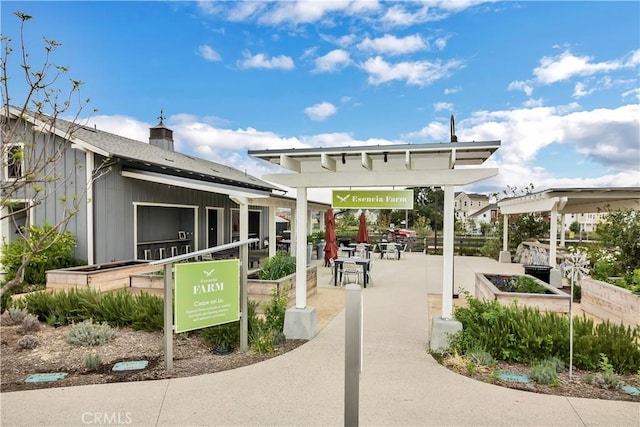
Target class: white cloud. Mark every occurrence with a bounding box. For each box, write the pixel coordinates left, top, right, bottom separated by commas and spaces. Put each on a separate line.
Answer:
507, 80, 534, 97
197, 44, 221, 62
225, 1, 267, 21
572, 82, 594, 98
357, 34, 428, 56
237, 51, 295, 70
360, 56, 465, 87
534, 49, 640, 85
304, 102, 337, 121
313, 49, 351, 73
434, 102, 453, 111
404, 103, 639, 176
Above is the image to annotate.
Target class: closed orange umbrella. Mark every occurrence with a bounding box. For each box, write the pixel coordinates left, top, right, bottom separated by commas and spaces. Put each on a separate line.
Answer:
323, 209, 338, 266
356, 212, 369, 243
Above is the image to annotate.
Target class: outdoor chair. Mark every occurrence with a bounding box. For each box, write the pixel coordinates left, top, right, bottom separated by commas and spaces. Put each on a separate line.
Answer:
382, 243, 397, 260
328, 258, 336, 285
341, 259, 362, 286
399, 243, 408, 260
355, 244, 367, 258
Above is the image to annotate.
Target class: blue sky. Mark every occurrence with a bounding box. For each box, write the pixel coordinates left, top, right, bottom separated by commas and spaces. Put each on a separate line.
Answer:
2, 1, 639, 203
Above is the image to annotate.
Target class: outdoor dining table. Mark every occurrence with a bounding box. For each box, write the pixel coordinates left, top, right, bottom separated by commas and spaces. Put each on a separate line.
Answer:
338, 246, 356, 257
333, 257, 371, 288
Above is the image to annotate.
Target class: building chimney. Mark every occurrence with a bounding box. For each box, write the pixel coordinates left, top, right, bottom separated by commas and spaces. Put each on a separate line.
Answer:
149, 110, 174, 151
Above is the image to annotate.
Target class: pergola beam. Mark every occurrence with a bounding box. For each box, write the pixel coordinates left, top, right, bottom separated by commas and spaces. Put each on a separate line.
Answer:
263, 168, 498, 188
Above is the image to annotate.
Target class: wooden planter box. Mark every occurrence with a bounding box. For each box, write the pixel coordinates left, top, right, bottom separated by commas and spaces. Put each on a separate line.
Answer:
581, 277, 640, 327
475, 273, 570, 313
248, 266, 317, 314
46, 260, 162, 292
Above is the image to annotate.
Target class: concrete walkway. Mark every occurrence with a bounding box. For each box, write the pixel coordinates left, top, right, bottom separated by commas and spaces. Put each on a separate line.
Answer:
1, 253, 638, 426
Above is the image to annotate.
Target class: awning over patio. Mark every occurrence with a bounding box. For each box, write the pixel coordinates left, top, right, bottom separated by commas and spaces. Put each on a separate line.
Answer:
496, 187, 640, 280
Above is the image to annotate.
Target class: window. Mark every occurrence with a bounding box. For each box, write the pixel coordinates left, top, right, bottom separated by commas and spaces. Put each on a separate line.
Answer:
4, 144, 24, 180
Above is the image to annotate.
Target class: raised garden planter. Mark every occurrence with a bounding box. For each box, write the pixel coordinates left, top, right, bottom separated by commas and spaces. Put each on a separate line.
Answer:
581, 277, 640, 328
247, 265, 317, 314
46, 260, 162, 292
475, 272, 570, 313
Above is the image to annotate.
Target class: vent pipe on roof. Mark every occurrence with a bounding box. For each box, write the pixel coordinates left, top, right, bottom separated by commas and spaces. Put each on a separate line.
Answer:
149, 109, 174, 151
450, 114, 458, 143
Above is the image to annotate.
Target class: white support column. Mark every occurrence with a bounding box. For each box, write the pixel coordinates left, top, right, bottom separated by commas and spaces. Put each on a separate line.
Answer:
430, 185, 463, 352
549, 206, 563, 288
295, 188, 308, 308
268, 207, 276, 258
442, 186, 455, 320
560, 213, 566, 247
499, 214, 511, 263
502, 215, 509, 252
549, 207, 558, 267
85, 150, 95, 265
290, 209, 296, 256
283, 186, 318, 341
307, 209, 313, 235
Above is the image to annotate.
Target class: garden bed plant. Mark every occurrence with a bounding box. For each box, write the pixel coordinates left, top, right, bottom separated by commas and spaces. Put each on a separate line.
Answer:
434, 292, 640, 402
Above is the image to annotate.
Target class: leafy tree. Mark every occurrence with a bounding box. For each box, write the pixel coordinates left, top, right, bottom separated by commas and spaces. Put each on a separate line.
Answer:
1, 11, 108, 297
595, 208, 640, 273
413, 187, 444, 248
569, 221, 581, 234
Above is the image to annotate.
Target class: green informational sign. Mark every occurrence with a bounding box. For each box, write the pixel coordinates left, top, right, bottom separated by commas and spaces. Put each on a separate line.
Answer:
332, 190, 414, 209
174, 259, 239, 333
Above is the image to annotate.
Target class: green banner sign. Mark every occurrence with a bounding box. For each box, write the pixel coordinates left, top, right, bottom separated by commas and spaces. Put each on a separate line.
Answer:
332, 190, 414, 209
174, 259, 239, 333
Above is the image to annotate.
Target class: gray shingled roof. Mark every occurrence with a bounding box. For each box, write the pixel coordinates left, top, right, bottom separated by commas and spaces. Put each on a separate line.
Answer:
42, 112, 277, 193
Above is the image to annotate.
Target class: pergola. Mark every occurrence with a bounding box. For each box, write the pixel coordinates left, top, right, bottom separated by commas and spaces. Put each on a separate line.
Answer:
497, 187, 640, 285
249, 140, 500, 339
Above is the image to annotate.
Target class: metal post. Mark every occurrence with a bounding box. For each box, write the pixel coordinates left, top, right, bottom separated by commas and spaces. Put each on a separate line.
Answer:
344, 283, 362, 426
240, 244, 248, 352
163, 262, 173, 371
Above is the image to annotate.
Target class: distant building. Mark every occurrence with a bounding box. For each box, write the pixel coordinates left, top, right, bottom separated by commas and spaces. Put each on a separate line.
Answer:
454, 191, 490, 230
469, 203, 500, 228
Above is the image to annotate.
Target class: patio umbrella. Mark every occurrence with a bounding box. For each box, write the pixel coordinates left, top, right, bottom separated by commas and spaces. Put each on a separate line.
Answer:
323, 209, 338, 267
356, 211, 369, 243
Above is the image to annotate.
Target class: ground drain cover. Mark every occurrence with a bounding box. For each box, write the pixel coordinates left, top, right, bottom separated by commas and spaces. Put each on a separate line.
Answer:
112, 360, 149, 371
25, 373, 68, 383
496, 371, 531, 384
621, 385, 639, 396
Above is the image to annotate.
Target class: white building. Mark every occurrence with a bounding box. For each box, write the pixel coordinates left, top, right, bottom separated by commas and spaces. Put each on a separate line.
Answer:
454, 192, 490, 230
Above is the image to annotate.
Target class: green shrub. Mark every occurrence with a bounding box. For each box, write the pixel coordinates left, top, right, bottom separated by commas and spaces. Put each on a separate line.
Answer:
467, 347, 494, 366
451, 293, 640, 374
200, 321, 240, 350
541, 356, 565, 373
66, 319, 115, 346
250, 321, 275, 354
17, 313, 41, 334
530, 362, 558, 385
1, 307, 30, 325
0, 223, 84, 288
84, 353, 102, 371
17, 334, 39, 350
594, 353, 623, 389
258, 252, 296, 280
14, 288, 163, 331
264, 285, 289, 334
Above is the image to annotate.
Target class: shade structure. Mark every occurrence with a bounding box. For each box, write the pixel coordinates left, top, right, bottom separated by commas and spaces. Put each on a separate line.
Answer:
356, 212, 369, 243
323, 209, 338, 267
